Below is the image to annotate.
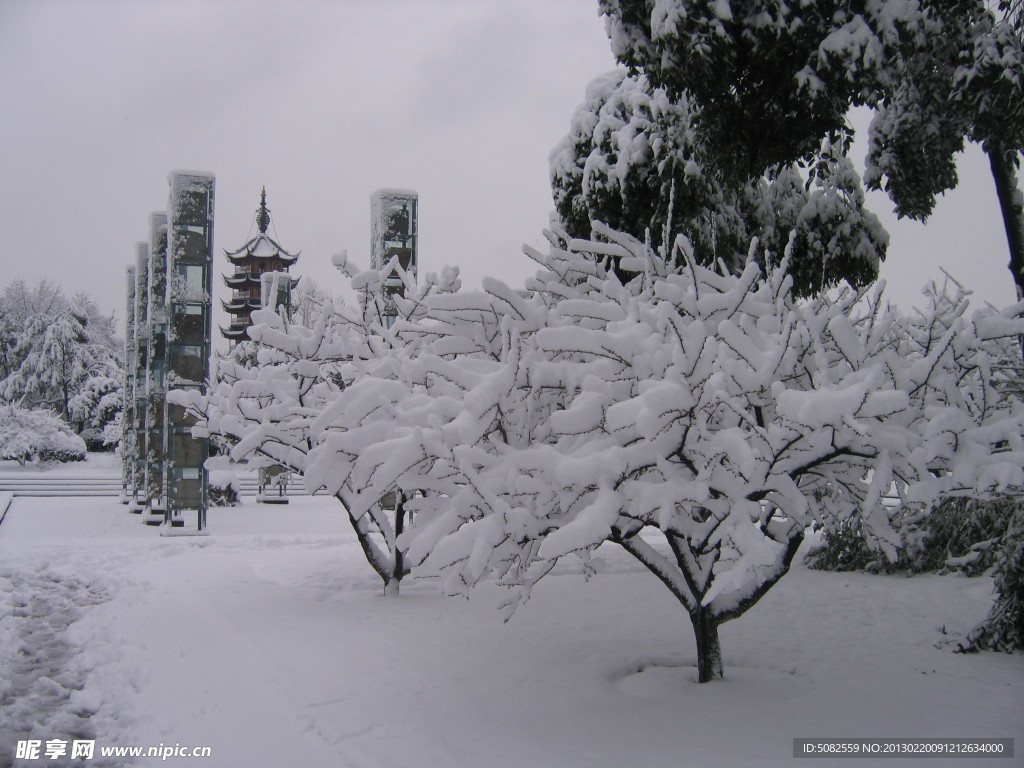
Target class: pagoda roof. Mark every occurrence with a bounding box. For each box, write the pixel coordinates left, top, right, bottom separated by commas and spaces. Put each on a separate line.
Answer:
221, 324, 251, 341
223, 273, 260, 289
224, 187, 300, 264
225, 232, 299, 263
222, 297, 262, 314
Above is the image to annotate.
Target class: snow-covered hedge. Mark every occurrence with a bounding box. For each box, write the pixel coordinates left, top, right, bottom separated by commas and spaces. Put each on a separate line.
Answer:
0, 405, 87, 464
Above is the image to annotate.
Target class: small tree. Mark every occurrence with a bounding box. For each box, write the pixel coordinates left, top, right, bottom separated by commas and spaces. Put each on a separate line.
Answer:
171, 255, 461, 596
68, 372, 123, 450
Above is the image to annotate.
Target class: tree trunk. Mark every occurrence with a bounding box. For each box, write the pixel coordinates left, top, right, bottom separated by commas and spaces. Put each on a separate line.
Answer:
690, 607, 724, 683
987, 147, 1024, 305
343, 495, 399, 597
389, 494, 407, 597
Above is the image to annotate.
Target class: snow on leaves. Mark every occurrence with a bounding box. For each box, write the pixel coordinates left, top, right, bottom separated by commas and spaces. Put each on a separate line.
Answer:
331, 225, 1021, 680
177, 220, 1023, 679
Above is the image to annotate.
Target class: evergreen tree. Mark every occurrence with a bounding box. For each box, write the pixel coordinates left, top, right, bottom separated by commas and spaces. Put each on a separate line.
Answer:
551, 70, 887, 296
0, 280, 121, 427
866, 0, 1024, 299
598, 0, 1024, 299
962, 499, 1024, 652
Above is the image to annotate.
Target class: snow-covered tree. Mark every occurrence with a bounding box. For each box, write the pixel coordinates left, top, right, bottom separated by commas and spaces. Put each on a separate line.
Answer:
597, 0, 916, 183
320, 225, 1024, 683
1, 306, 120, 423
68, 371, 123, 450
596, 0, 1024, 301
0, 279, 121, 429
866, 0, 1024, 298
551, 70, 887, 296
171, 254, 461, 596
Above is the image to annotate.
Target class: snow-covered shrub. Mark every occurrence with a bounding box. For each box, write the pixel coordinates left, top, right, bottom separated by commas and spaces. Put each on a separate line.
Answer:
0, 405, 86, 464
960, 357, 1024, 652
208, 470, 241, 507
805, 518, 891, 573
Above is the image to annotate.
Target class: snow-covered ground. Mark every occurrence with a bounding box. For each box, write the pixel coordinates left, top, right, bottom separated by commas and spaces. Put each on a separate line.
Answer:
0, 459, 1021, 767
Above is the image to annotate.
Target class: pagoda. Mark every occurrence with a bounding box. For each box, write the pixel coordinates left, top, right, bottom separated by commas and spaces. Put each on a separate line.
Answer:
221, 188, 299, 342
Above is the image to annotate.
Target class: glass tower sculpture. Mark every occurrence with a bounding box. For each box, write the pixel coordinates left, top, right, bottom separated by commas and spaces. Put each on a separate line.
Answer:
162, 171, 215, 535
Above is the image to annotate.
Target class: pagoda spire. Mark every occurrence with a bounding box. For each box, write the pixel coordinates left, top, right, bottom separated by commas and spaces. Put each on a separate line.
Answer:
256, 186, 270, 234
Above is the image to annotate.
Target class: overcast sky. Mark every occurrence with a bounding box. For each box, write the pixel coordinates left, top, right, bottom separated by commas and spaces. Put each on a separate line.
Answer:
0, 0, 1017, 331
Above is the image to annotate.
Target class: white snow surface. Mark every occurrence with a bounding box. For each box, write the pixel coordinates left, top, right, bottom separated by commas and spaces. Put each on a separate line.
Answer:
0, 459, 1021, 768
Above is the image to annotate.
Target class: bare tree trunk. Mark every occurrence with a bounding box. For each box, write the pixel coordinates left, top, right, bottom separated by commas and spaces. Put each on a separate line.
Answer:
988, 147, 1024, 304
690, 607, 724, 683
385, 495, 407, 598
342, 494, 401, 597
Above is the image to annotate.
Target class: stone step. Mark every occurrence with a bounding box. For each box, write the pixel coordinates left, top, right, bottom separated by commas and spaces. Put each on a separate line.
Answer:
0, 475, 313, 497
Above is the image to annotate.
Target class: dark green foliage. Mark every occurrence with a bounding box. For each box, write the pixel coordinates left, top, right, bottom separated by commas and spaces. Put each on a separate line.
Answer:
806, 497, 1013, 575
864, 71, 965, 221
598, 0, 896, 183
805, 517, 890, 573
961, 500, 1024, 652
551, 71, 887, 297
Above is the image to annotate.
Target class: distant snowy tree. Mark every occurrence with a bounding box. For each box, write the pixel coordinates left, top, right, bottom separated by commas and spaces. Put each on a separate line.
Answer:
68, 371, 123, 450
0, 312, 17, 383
1, 305, 120, 423
0, 279, 121, 430
1, 277, 66, 327
330, 225, 1024, 683
551, 70, 887, 296
290, 277, 334, 329
0, 404, 87, 465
